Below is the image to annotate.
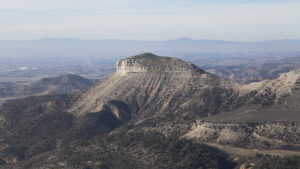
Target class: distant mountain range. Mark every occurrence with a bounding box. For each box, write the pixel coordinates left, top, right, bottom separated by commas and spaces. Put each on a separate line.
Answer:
0, 38, 300, 61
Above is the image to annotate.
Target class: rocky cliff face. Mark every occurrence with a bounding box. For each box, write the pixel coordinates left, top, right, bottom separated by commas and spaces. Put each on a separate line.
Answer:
116, 53, 204, 75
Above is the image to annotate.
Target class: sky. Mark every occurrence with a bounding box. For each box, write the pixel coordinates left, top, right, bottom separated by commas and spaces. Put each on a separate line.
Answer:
0, 0, 300, 41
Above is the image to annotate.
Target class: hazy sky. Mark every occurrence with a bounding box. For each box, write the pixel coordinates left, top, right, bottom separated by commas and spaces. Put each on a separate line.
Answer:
1, 0, 300, 41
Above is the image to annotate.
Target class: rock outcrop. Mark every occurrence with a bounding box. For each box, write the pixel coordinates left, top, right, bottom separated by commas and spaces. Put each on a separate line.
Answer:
116, 53, 204, 74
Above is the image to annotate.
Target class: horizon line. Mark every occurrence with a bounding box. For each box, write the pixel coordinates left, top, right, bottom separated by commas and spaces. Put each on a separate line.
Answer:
0, 37, 300, 43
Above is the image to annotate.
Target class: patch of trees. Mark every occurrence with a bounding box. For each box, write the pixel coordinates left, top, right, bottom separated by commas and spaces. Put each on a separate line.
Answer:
60, 131, 237, 169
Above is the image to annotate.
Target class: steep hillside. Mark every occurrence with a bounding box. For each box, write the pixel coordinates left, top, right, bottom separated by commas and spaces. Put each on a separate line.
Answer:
206, 69, 300, 122
0, 96, 130, 164
69, 53, 234, 121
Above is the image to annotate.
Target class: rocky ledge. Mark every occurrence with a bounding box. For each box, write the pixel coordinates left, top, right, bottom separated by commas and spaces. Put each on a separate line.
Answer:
116, 53, 204, 74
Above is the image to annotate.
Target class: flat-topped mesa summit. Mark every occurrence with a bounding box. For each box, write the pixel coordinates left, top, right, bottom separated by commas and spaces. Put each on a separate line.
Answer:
117, 53, 204, 74
69, 53, 221, 116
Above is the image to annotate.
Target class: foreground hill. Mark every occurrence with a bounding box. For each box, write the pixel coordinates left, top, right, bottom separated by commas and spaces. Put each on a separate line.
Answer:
0, 53, 299, 168
0, 74, 93, 99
